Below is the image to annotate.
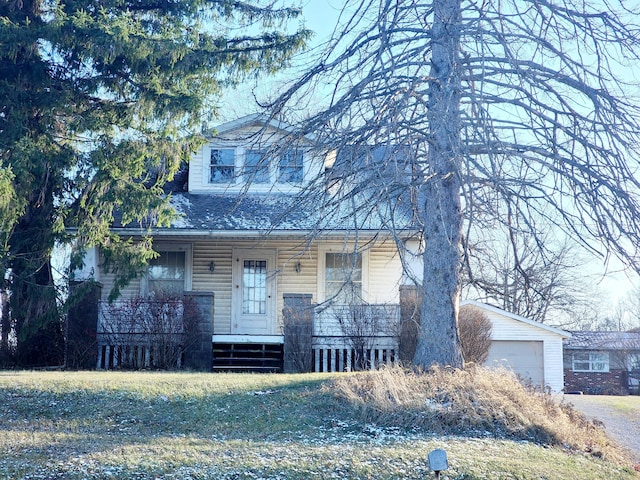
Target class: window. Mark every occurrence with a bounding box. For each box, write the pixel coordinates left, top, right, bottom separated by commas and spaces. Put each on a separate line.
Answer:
148, 251, 186, 294
572, 352, 609, 372
242, 259, 267, 314
325, 252, 362, 304
209, 149, 235, 183
278, 149, 304, 183
245, 150, 270, 183
628, 353, 640, 372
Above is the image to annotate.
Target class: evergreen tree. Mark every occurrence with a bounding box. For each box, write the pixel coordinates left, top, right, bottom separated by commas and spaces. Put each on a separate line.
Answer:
0, 0, 308, 366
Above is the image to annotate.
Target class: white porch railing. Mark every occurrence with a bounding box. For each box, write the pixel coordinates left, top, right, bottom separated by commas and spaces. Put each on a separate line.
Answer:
312, 335, 398, 372
311, 304, 400, 372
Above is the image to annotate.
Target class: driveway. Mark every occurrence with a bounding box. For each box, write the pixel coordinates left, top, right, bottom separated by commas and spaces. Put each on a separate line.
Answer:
563, 394, 640, 464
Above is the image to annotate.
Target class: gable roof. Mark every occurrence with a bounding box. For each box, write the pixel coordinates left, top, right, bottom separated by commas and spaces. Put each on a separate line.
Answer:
564, 331, 640, 351
210, 113, 317, 142
460, 300, 571, 338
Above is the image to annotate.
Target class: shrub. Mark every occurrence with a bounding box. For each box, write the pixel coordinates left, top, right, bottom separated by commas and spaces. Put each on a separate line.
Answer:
458, 305, 492, 364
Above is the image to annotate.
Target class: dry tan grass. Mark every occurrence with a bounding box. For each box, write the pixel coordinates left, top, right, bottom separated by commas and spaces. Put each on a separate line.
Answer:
325, 365, 621, 461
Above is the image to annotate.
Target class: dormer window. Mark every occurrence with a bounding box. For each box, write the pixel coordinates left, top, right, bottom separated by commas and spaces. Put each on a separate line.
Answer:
245, 150, 270, 183
210, 149, 235, 183
278, 150, 304, 183
200, 141, 311, 191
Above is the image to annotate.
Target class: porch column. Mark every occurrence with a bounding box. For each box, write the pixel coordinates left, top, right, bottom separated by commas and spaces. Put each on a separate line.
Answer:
283, 293, 315, 373
399, 285, 420, 363
183, 291, 214, 371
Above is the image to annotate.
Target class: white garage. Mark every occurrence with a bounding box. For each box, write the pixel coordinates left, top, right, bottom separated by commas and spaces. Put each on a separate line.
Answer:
486, 340, 545, 387
461, 300, 570, 392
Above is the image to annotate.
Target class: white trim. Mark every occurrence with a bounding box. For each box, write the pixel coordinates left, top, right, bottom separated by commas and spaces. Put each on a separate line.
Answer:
102, 228, 413, 238
143, 242, 192, 294
460, 300, 571, 338
231, 248, 278, 335
572, 351, 610, 373
317, 244, 370, 303
212, 334, 284, 344
206, 146, 237, 186
198, 142, 310, 195
210, 113, 317, 141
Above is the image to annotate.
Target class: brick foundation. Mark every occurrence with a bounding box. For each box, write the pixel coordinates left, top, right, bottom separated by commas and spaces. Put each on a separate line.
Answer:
564, 368, 629, 395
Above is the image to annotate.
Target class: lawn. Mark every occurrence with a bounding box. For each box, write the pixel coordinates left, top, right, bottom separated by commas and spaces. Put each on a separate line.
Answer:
0, 370, 636, 479
577, 394, 640, 416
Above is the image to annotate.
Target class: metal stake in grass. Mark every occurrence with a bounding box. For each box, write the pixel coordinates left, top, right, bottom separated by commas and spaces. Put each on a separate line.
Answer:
428, 449, 448, 479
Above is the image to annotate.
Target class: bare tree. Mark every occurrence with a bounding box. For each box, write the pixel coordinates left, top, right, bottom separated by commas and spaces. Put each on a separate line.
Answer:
458, 305, 492, 364
463, 228, 598, 324
264, 0, 640, 369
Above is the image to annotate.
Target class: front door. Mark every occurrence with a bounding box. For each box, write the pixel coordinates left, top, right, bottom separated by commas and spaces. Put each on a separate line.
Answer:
232, 249, 277, 335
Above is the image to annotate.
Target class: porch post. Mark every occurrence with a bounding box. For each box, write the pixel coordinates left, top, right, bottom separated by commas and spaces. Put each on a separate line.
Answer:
399, 285, 420, 363
183, 291, 214, 371
283, 293, 315, 373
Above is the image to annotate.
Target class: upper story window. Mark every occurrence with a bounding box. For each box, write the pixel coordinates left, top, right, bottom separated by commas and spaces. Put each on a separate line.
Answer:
245, 150, 271, 183
278, 150, 304, 183
210, 149, 235, 183
204, 144, 307, 188
572, 352, 609, 373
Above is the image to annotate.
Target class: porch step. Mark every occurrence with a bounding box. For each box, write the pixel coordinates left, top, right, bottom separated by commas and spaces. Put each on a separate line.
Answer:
212, 343, 284, 373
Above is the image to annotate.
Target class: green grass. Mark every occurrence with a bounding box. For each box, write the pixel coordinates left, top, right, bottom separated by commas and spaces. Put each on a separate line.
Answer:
0, 370, 636, 479
580, 395, 640, 416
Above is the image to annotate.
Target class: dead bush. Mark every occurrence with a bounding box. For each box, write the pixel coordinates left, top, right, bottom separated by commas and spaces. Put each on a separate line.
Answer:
458, 305, 492, 364
324, 365, 621, 462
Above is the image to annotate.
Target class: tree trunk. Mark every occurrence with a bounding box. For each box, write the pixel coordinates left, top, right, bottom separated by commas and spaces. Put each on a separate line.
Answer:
413, 0, 464, 369
10, 195, 63, 367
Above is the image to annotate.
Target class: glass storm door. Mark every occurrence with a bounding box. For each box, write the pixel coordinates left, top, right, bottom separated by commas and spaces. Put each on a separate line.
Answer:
232, 249, 276, 335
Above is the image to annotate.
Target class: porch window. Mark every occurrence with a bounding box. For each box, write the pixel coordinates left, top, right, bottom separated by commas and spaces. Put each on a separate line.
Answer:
572, 352, 609, 372
210, 149, 235, 183
242, 259, 267, 314
245, 150, 270, 183
148, 251, 186, 293
278, 149, 304, 183
325, 252, 362, 304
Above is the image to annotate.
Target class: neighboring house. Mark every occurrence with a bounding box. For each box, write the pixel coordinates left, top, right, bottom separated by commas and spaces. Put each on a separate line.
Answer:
72, 114, 422, 372
461, 300, 570, 392
563, 331, 640, 395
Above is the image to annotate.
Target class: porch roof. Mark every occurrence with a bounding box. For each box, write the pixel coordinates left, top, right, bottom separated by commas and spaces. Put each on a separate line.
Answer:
114, 191, 418, 235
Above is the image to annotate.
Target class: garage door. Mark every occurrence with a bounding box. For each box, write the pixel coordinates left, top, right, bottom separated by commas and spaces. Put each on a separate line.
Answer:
485, 340, 544, 388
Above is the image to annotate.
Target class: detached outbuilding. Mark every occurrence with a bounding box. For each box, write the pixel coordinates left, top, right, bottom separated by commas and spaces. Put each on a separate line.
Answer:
461, 300, 570, 393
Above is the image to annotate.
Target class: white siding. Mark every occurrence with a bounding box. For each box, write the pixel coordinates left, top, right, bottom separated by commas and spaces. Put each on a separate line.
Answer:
99, 266, 142, 300
191, 239, 318, 334
367, 241, 403, 304
99, 237, 406, 338
188, 146, 204, 192
189, 122, 324, 195
480, 308, 566, 392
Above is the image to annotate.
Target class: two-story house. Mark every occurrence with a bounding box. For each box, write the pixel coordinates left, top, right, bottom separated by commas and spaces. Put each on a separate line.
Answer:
72, 114, 422, 372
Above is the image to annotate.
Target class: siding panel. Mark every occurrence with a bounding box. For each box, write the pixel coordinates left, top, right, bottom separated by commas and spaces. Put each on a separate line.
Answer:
367, 241, 402, 304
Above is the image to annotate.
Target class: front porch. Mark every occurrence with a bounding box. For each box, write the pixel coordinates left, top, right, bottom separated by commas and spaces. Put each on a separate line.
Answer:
93, 291, 411, 373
